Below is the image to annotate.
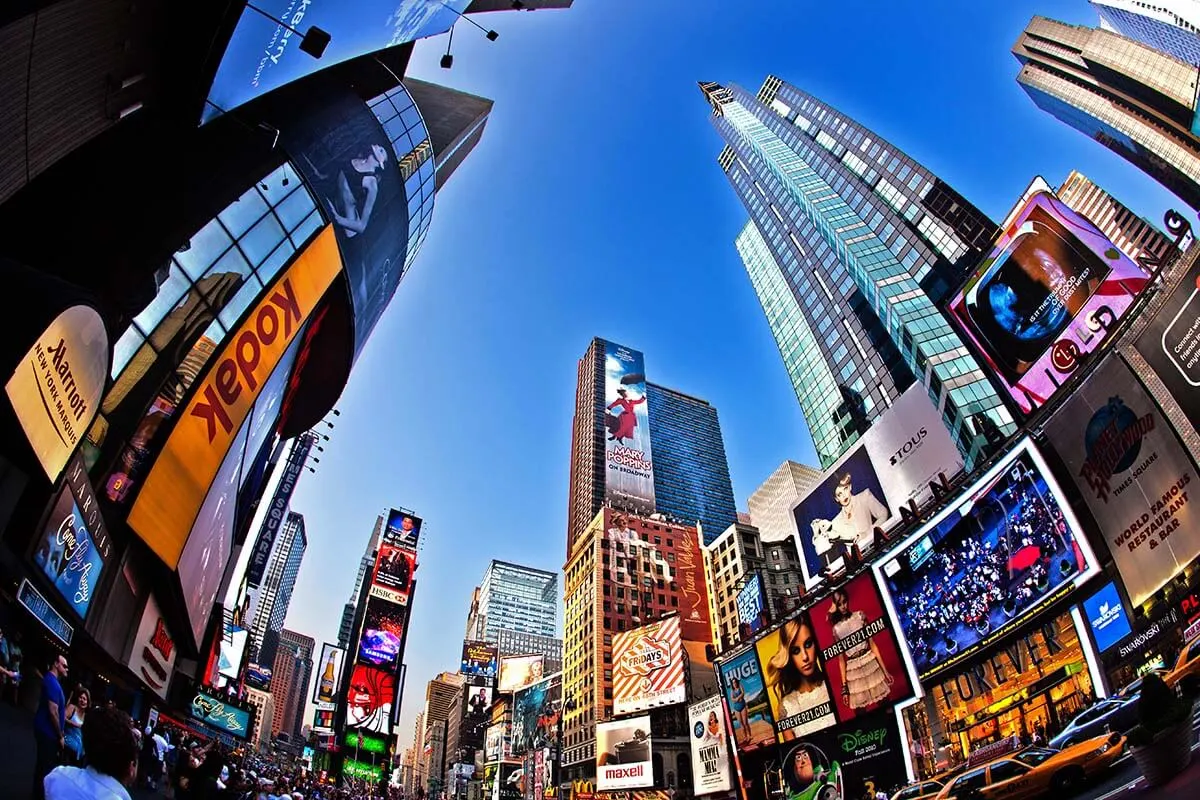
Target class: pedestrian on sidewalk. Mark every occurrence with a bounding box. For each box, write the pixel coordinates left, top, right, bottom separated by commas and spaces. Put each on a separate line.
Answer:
32, 653, 69, 800
43, 704, 139, 800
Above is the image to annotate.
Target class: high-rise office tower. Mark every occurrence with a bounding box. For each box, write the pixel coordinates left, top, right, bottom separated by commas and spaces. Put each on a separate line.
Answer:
270, 629, 315, 741
245, 687, 275, 752
1092, 0, 1200, 64
466, 560, 558, 642
422, 673, 467, 795
747, 460, 822, 544
702, 78, 1013, 469
645, 383, 738, 543
338, 515, 385, 648
1015, 17, 1200, 210
248, 512, 307, 668
1057, 170, 1180, 265
567, 338, 738, 548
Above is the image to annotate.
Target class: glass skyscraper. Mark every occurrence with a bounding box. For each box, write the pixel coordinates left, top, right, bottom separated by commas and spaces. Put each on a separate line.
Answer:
249, 511, 307, 669
646, 382, 738, 543
702, 78, 1014, 468
469, 560, 558, 642
1092, 0, 1200, 65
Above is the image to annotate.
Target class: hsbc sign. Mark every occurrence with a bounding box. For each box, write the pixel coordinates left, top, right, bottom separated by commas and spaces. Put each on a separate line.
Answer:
128, 226, 342, 569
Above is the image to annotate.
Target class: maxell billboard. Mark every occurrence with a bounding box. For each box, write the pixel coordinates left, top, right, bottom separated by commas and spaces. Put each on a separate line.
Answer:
1044, 355, 1199, 607
603, 341, 655, 515
245, 433, 314, 588
793, 385, 964, 587
596, 716, 653, 791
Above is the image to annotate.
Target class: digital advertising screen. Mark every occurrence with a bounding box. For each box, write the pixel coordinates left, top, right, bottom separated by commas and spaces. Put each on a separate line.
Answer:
495, 762, 523, 800
613, 616, 686, 715
688, 696, 733, 795
1135, 255, 1200, 435
462, 641, 500, 679
1083, 582, 1133, 654
485, 723, 510, 762
346, 663, 396, 734
190, 690, 251, 739
498, 654, 545, 693
603, 340, 656, 515
463, 685, 495, 747
34, 481, 106, 620
384, 509, 423, 550
737, 572, 769, 638
370, 541, 416, 604
596, 716, 653, 791
217, 624, 249, 680
948, 188, 1150, 415
314, 643, 347, 704
512, 675, 561, 756
246, 663, 272, 690
777, 710, 909, 800
1044, 355, 1200, 607
313, 707, 335, 732
343, 728, 388, 755
754, 610, 837, 739
878, 439, 1098, 680
718, 647, 777, 751
357, 596, 407, 669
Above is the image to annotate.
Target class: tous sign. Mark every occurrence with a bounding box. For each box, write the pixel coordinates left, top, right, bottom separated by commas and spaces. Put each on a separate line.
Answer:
128, 226, 341, 569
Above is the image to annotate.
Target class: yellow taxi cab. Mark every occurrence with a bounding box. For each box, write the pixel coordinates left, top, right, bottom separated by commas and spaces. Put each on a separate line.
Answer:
890, 780, 944, 800
1165, 636, 1200, 691
933, 732, 1124, 799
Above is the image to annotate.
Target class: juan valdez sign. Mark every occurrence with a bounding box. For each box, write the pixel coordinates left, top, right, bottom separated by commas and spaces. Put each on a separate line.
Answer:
128, 226, 341, 568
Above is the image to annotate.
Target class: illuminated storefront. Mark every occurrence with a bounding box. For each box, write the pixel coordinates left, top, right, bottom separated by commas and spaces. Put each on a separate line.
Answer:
902, 612, 1098, 778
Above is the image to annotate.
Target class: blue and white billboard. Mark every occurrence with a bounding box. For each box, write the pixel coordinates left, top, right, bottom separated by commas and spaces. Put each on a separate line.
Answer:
1083, 582, 1133, 653
203, 0, 470, 123
34, 483, 106, 619
736, 571, 768, 636
603, 340, 655, 515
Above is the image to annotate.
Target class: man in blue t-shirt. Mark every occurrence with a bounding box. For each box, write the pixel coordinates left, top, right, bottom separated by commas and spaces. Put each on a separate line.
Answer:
32, 652, 68, 800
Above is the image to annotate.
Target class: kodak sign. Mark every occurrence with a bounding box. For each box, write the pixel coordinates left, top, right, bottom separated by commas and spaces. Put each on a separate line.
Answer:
128, 226, 341, 568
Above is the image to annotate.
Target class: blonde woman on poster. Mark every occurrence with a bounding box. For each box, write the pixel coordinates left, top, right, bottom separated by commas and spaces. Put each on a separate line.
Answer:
827, 588, 893, 710
765, 613, 833, 739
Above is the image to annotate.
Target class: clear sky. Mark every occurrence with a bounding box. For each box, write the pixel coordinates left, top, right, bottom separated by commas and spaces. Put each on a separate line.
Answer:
266, 0, 1183, 754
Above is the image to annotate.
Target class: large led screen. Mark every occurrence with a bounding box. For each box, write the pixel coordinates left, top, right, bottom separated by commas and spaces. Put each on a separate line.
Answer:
878, 439, 1098, 680
613, 616, 686, 715
603, 341, 655, 515
370, 540, 416, 605
190, 690, 251, 739
498, 654, 544, 693
314, 643, 347, 704
462, 641, 499, 680
463, 685, 495, 747
384, 509, 423, 550
596, 716, 653, 791
203, 1, 469, 123
1083, 581, 1132, 654
948, 189, 1150, 415
512, 675, 560, 755
1135, 255, 1200, 434
346, 663, 396, 734
217, 624, 249, 680
357, 596, 406, 669
778, 710, 908, 800
718, 648, 776, 751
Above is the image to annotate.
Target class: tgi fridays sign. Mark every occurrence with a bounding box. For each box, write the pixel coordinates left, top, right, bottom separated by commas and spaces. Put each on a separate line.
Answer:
128, 594, 177, 700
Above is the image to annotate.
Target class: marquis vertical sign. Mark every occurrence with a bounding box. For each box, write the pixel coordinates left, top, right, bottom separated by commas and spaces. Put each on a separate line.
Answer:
603, 341, 655, 515
246, 433, 314, 588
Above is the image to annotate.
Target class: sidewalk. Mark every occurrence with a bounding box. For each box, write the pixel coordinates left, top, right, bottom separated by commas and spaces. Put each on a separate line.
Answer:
1105, 750, 1200, 800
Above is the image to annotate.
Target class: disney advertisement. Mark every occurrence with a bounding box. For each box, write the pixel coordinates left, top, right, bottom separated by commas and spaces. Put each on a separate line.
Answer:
603, 340, 655, 515
776, 710, 908, 800
718, 648, 777, 751
754, 610, 837, 740
805, 573, 911, 724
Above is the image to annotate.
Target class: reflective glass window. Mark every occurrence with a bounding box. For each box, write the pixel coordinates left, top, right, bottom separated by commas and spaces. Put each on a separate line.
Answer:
240, 212, 287, 265
177, 218, 233, 280
217, 274, 265, 330
132, 264, 191, 334
219, 187, 270, 238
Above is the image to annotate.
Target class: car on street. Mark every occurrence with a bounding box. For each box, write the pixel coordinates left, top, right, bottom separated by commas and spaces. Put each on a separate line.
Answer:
1116, 668, 1167, 698
1049, 696, 1139, 748
891, 779, 944, 800
1165, 636, 1200, 693
933, 732, 1125, 799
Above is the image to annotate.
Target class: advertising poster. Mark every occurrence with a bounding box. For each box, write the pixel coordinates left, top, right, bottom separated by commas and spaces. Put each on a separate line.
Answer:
246, 663, 272, 690
878, 439, 1097, 680
384, 509, 423, 550
949, 189, 1150, 415
485, 723, 511, 762
793, 386, 963, 587
596, 716, 653, 791
496, 762, 524, 800
603, 341, 655, 515
313, 707, 335, 731
777, 710, 908, 800
357, 596, 406, 669
613, 617, 686, 715
499, 654, 545, 693
463, 685, 495, 746
512, 675, 561, 755
1083, 582, 1133, 653
204, 1, 469, 122
805, 573, 912, 724
34, 481, 106, 619
1044, 355, 1199, 607
754, 610, 837, 739
190, 691, 251, 739
462, 641, 500, 679
217, 624, 249, 680
126, 594, 177, 700
718, 648, 777, 750
346, 663, 396, 734
688, 696, 733, 795
1135, 255, 1200, 434
314, 643, 346, 704
675, 525, 713, 643
343, 729, 388, 755
737, 572, 769, 638
370, 540, 416, 605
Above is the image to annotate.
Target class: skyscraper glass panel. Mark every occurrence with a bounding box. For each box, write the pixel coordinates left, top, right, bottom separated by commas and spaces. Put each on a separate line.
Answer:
476, 561, 558, 641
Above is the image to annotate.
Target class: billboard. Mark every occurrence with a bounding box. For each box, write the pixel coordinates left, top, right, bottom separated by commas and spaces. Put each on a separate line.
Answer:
1135, 255, 1200, 434
245, 434, 313, 588
675, 524, 713, 643
462, 641, 500, 680
877, 439, 1098, 680
688, 696, 733, 795
596, 716, 653, 791
126, 594, 177, 700
357, 596, 407, 669
717, 648, 776, 751
346, 663, 396, 734
498, 654, 545, 693
343, 728, 388, 755
384, 509, 423, 550
217, 624, 249, 680
128, 225, 341, 568
512, 674, 561, 755
6, 305, 108, 481
246, 663, 272, 690
603, 341, 655, 515
494, 762, 523, 800
804, 573, 912, 724
34, 475, 107, 620
737, 572, 768, 638
203, 1, 469, 123
313, 707, 335, 731
613, 616, 686, 715
1083, 582, 1133, 653
754, 610, 837, 739
794, 385, 963, 587
314, 643, 347, 704
485, 723, 510, 762
1044, 355, 1200, 607
777, 710, 909, 800
463, 685, 495, 746
948, 189, 1150, 415
370, 540, 416, 605
190, 690, 251, 739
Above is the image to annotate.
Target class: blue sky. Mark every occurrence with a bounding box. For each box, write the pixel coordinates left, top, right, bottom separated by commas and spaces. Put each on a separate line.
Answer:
274, 0, 1183, 750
